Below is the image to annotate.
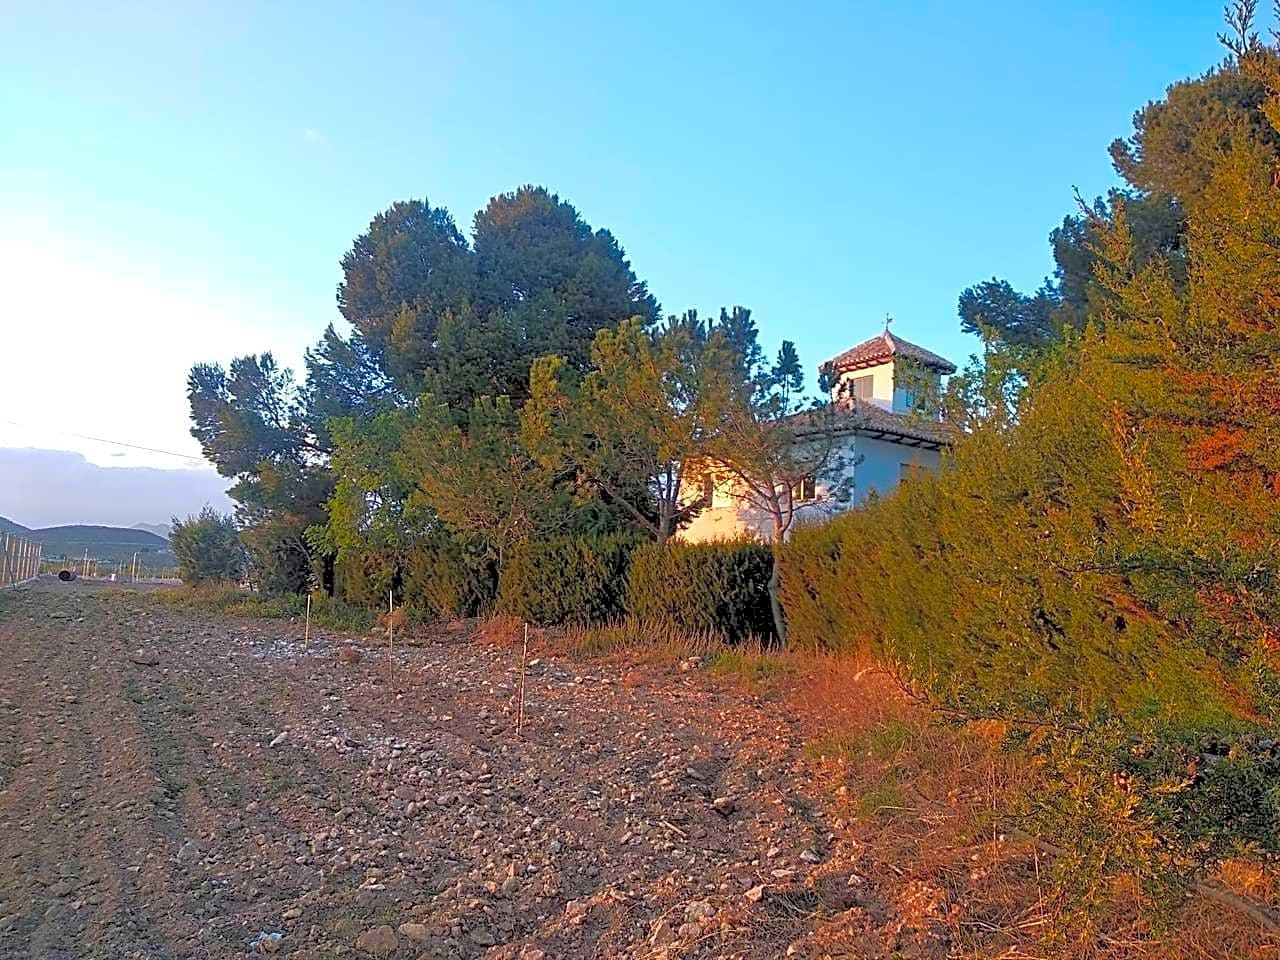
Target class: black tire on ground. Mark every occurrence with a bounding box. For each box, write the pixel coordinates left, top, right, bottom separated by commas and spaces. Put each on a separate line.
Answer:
58, 570, 76, 582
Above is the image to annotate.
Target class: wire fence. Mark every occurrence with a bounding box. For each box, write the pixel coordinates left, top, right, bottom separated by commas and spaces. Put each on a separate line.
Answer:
1, 533, 42, 589
38, 554, 181, 583
0, 534, 181, 587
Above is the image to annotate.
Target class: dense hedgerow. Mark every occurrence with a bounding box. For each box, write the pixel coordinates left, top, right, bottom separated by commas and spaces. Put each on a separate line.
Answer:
402, 539, 495, 619
628, 540, 774, 644
333, 549, 399, 609
779, 363, 1243, 726
333, 539, 495, 619
497, 535, 636, 626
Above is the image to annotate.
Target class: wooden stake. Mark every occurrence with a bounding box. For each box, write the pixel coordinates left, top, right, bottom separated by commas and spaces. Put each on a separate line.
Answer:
388, 588, 395, 673
516, 622, 528, 737
304, 592, 312, 650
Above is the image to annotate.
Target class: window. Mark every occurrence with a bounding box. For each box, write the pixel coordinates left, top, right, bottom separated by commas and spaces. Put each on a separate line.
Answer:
849, 375, 874, 401
899, 463, 928, 484
794, 476, 817, 502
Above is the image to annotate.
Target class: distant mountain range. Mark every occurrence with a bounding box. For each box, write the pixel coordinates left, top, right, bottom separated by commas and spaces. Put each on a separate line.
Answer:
0, 518, 174, 562
133, 522, 173, 540
0, 517, 29, 536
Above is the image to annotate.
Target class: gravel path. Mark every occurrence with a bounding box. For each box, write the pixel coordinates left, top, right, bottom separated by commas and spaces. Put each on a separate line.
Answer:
0, 579, 921, 959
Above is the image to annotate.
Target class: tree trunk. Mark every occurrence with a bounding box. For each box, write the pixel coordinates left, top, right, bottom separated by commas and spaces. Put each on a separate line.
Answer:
767, 554, 786, 645
768, 515, 787, 645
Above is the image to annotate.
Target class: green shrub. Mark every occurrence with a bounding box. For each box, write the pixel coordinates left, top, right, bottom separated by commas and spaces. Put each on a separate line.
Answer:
778, 399, 1237, 725
334, 550, 398, 608
498, 535, 635, 626
628, 540, 775, 643
240, 517, 312, 594
403, 539, 495, 619
171, 507, 247, 585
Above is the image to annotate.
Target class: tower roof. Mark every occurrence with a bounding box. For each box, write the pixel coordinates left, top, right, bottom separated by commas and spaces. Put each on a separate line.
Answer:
822, 331, 956, 376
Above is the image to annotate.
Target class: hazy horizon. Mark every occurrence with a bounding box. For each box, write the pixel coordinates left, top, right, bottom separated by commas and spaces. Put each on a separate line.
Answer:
0, 448, 233, 530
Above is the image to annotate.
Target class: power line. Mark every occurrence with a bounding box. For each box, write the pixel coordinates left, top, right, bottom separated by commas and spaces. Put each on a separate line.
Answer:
0, 420, 207, 464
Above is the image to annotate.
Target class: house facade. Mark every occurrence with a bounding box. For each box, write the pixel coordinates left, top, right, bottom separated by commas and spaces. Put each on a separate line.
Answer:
679, 329, 956, 544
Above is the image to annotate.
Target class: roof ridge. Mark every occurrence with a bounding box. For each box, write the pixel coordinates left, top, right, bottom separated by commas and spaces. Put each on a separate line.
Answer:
823, 328, 956, 375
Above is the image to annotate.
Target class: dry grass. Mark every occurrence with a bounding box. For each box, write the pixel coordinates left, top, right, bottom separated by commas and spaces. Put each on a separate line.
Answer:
783, 655, 1280, 958
558, 617, 724, 663
155, 583, 373, 633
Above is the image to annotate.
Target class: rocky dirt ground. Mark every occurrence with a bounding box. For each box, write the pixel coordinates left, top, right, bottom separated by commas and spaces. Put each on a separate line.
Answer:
15, 578, 1274, 960
8, 579, 1267, 960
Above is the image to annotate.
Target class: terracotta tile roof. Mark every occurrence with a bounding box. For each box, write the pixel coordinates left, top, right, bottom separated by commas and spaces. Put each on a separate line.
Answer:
790, 400, 955, 448
822, 331, 957, 376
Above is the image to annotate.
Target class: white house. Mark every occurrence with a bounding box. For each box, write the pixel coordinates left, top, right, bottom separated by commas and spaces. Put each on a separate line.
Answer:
679, 329, 956, 543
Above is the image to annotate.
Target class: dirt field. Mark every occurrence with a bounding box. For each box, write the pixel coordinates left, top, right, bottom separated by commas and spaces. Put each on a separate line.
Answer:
1, 578, 952, 960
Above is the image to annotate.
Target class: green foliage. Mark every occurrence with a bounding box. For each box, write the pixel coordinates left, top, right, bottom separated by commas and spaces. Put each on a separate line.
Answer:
523, 316, 716, 543
628, 540, 775, 644
497, 535, 636, 626
779, 384, 1239, 723
1121, 726, 1280, 860
471, 185, 660, 391
238, 517, 312, 595
695, 306, 853, 641
335, 187, 657, 401
186, 331, 386, 595
402, 538, 495, 619
188, 353, 312, 478
333, 550, 399, 609
958, 52, 1280, 354
170, 508, 246, 585
1019, 720, 1280, 928
1110, 54, 1280, 201
787, 18, 1280, 925
192, 185, 658, 596
303, 324, 403, 449
397, 396, 568, 564
336, 198, 474, 385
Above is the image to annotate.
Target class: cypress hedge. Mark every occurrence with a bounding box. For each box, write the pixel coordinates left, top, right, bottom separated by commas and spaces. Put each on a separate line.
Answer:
403, 539, 495, 619
497, 534, 636, 626
628, 540, 774, 644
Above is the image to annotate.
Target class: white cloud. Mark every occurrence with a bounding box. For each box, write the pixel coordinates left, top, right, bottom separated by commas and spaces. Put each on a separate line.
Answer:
0, 447, 234, 528
0, 216, 305, 471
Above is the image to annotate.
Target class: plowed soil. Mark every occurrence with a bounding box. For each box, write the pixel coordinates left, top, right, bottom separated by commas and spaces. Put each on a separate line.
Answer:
0, 580, 918, 960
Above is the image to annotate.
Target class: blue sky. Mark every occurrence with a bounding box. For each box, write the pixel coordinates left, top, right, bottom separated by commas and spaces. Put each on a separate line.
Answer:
0, 2, 1257, 519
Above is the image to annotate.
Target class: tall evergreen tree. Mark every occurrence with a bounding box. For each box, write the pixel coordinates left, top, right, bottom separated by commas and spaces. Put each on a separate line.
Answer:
336, 199, 474, 385
960, 44, 1278, 352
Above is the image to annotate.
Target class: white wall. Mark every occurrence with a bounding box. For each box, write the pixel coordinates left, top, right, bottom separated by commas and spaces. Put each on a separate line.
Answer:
834, 361, 895, 410
678, 433, 944, 543
834, 360, 942, 414
852, 435, 939, 503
